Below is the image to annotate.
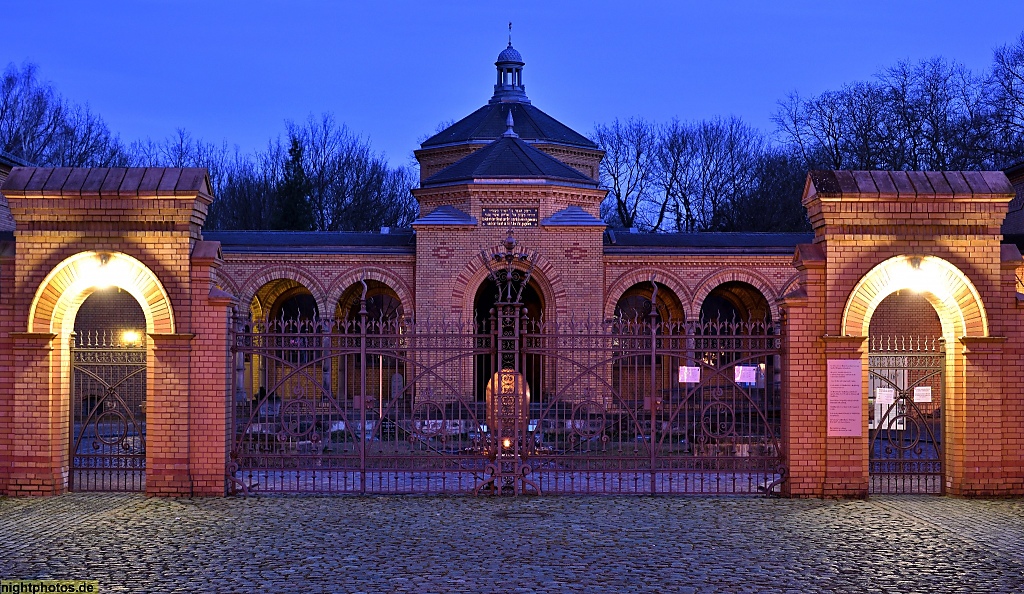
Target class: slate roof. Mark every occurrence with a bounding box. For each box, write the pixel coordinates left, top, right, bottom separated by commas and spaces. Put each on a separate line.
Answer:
806, 170, 1014, 198
541, 205, 605, 226
412, 205, 476, 226
423, 135, 598, 187
205, 231, 416, 255
1, 167, 212, 196
421, 103, 597, 150
603, 231, 814, 255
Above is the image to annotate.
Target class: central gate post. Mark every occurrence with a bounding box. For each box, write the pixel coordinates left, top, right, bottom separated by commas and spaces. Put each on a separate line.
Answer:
477, 230, 539, 495
649, 284, 659, 494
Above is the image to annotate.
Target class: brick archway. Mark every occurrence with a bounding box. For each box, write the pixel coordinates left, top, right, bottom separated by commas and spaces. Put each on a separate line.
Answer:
841, 255, 988, 340
327, 267, 414, 317
238, 265, 328, 316
840, 254, 990, 496
692, 268, 779, 321
28, 251, 174, 335
604, 269, 692, 321
23, 250, 177, 495
452, 251, 563, 323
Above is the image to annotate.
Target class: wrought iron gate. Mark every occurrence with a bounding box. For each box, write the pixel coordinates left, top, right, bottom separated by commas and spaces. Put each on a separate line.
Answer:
228, 235, 784, 496
70, 331, 147, 492
868, 336, 944, 494
522, 313, 784, 495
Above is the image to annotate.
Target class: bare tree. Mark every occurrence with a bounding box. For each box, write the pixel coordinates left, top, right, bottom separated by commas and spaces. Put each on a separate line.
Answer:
592, 118, 661, 230
0, 62, 129, 167
990, 34, 1024, 165
776, 57, 998, 173
288, 113, 417, 232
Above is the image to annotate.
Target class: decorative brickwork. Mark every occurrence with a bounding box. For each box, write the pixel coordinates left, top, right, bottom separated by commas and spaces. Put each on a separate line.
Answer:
782, 170, 1024, 497
0, 167, 233, 497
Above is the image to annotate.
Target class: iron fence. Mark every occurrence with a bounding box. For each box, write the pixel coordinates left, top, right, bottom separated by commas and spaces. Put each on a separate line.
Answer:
228, 312, 784, 496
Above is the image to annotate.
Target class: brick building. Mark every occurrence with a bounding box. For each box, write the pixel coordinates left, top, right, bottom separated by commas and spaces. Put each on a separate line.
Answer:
0, 44, 1022, 498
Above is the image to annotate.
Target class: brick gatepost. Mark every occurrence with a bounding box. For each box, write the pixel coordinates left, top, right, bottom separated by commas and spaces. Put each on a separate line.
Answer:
781, 170, 1024, 497
0, 167, 233, 497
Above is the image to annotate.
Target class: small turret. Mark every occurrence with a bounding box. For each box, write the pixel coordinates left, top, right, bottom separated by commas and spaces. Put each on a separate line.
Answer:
490, 25, 530, 105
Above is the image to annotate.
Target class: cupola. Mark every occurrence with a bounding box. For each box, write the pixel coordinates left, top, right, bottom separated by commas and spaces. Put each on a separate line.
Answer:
490, 40, 530, 104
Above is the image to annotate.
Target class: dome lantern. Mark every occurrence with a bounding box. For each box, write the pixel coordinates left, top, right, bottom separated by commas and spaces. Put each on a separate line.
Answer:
490, 25, 530, 105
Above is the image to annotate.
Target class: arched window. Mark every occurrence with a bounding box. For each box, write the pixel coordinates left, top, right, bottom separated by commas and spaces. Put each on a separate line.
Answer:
610, 282, 685, 411
337, 281, 405, 331
472, 275, 545, 402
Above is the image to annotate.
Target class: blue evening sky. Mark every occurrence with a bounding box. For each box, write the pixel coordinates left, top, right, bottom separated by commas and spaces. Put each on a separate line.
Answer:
4, 1, 1024, 168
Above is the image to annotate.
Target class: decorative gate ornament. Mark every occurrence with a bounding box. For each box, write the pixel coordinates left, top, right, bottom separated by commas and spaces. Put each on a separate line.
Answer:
477, 368, 539, 494
70, 330, 147, 492
228, 246, 785, 495
868, 336, 944, 494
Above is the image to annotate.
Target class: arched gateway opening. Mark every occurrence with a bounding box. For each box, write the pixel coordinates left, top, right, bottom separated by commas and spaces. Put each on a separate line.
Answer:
843, 255, 988, 495
28, 251, 174, 493
867, 291, 944, 494
71, 289, 148, 491
473, 275, 545, 402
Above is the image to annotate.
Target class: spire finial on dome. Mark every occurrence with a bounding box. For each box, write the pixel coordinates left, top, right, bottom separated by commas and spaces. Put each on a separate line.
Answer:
508, 21, 512, 46
503, 110, 518, 138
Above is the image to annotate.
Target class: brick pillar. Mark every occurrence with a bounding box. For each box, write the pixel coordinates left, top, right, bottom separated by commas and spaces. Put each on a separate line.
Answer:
7, 332, 64, 495
147, 332, 194, 496
188, 241, 235, 496
779, 244, 826, 497
949, 336, 1007, 496
822, 335, 868, 498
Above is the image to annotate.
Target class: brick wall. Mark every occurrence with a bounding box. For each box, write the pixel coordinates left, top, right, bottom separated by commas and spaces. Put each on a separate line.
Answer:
0, 167, 232, 497
784, 170, 1023, 497
867, 291, 942, 338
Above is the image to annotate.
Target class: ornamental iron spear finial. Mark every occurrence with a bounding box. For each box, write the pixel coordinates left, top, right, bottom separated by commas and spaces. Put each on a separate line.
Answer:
478, 229, 537, 305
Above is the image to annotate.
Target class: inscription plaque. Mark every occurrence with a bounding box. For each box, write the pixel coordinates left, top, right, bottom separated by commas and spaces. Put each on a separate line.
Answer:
827, 359, 862, 437
481, 207, 539, 227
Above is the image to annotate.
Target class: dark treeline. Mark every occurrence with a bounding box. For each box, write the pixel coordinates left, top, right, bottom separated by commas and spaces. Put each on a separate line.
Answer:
0, 64, 417, 231
593, 35, 1024, 232
6, 34, 1024, 232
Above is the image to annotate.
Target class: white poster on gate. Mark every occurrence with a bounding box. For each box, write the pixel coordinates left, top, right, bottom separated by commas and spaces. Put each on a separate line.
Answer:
679, 366, 701, 383
734, 365, 757, 384
913, 386, 933, 403
875, 388, 895, 406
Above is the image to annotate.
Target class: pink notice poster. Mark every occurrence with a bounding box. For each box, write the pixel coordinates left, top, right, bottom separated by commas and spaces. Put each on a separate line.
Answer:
827, 359, 862, 436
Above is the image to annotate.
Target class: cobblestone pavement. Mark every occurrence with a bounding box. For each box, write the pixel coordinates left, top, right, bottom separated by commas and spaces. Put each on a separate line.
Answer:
2, 494, 1024, 593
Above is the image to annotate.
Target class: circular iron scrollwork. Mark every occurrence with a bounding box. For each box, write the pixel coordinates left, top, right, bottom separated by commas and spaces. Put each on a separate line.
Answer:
882, 414, 925, 454
569, 401, 606, 439
94, 410, 130, 447
700, 401, 735, 439
412, 401, 446, 438
281, 399, 316, 437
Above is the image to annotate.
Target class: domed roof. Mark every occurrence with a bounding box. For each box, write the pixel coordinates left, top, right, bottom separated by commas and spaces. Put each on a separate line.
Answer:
497, 43, 523, 63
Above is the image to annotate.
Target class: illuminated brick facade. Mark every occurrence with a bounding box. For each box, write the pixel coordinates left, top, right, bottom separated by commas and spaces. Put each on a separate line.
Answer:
0, 48, 1022, 498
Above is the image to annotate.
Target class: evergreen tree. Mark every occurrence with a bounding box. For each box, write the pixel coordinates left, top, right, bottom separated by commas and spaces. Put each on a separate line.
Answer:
273, 135, 315, 231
